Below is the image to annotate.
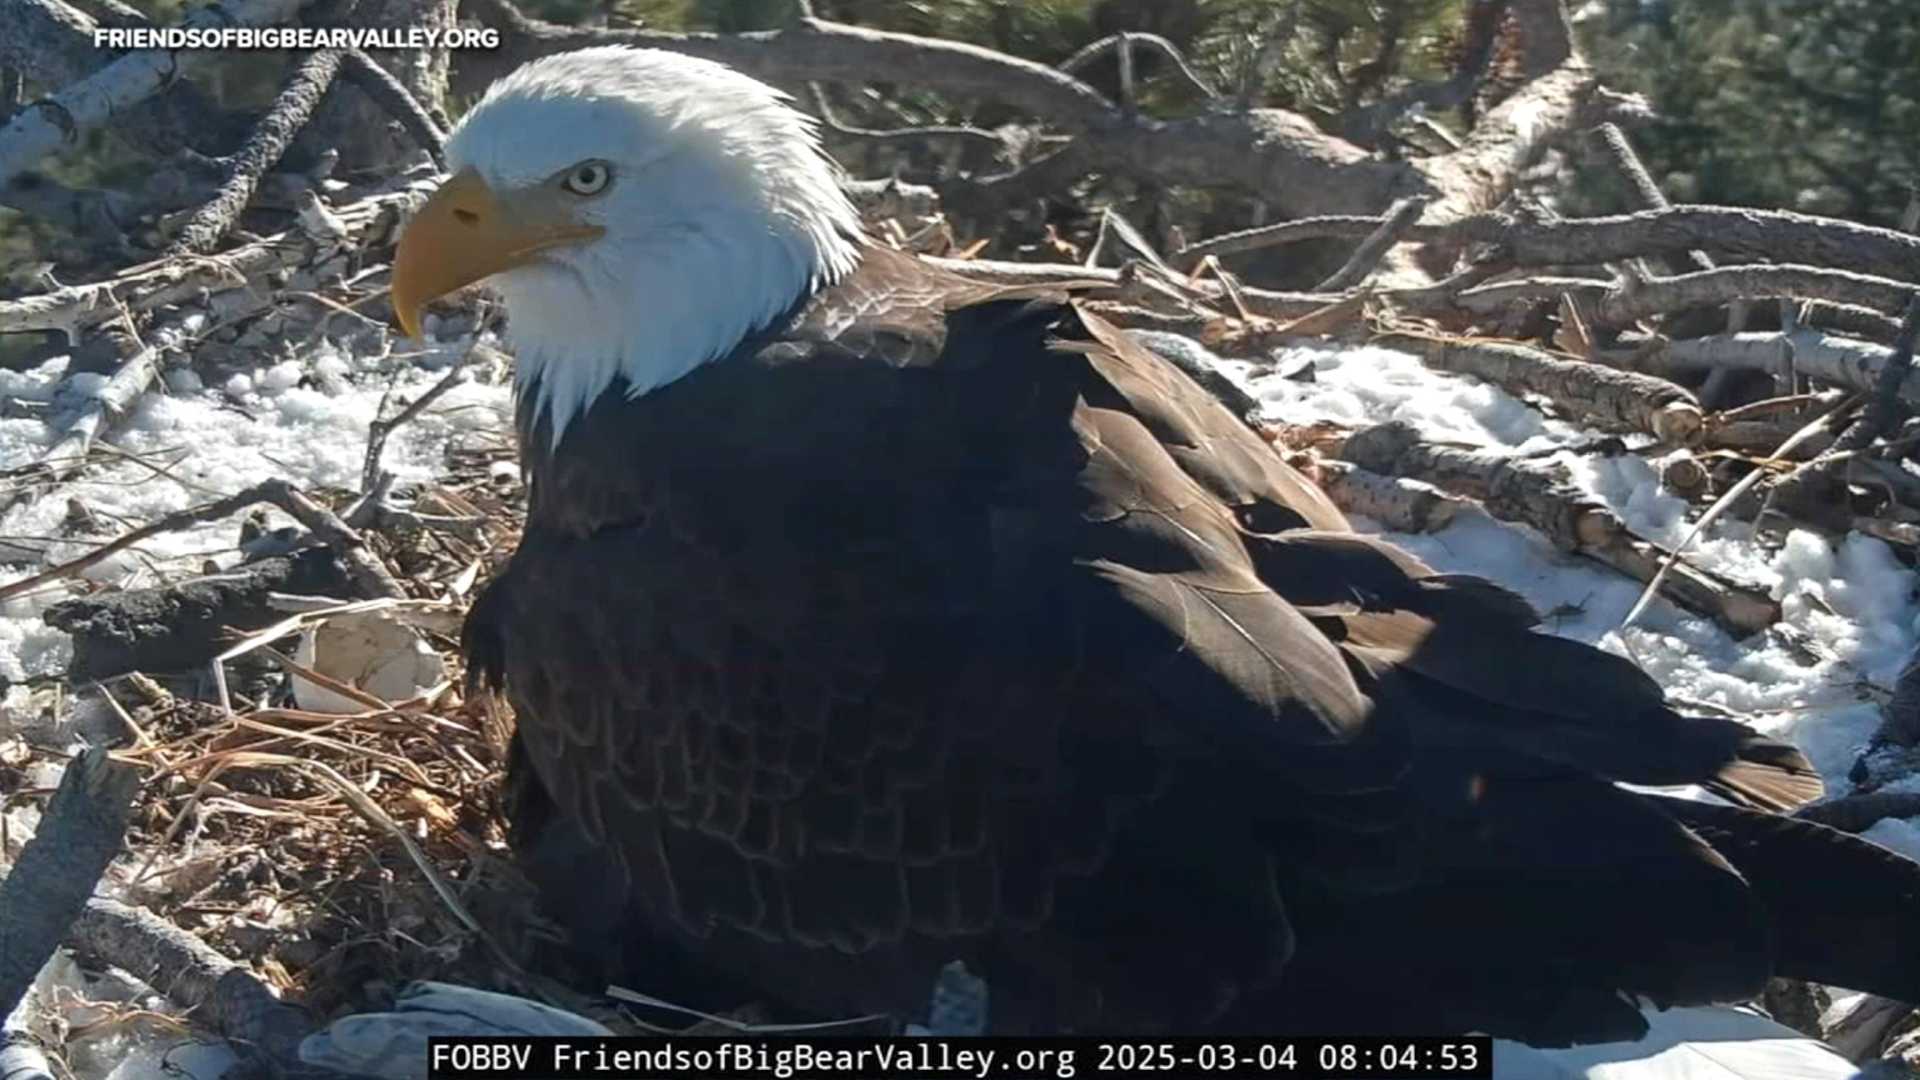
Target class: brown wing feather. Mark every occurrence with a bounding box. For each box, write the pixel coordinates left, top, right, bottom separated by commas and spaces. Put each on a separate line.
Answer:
470, 249, 1897, 1043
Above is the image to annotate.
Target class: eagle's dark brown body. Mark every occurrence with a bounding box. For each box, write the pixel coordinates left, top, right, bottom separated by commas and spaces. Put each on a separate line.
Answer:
466, 248, 1920, 1042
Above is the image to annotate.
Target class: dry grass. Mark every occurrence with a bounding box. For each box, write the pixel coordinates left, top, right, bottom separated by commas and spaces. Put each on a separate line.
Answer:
7, 438, 603, 1029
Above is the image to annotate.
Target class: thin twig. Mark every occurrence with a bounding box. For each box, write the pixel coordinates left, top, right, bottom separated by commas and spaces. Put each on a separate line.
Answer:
1315, 196, 1428, 291
1618, 396, 1859, 633
804, 84, 1005, 156
0, 479, 402, 605
1178, 213, 1392, 266
362, 342, 485, 493
1057, 31, 1219, 100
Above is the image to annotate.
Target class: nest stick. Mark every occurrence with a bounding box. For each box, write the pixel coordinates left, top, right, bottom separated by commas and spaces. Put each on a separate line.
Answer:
1617, 396, 1857, 633
1315, 196, 1428, 292
165, 48, 345, 258
1590, 122, 1712, 275
361, 341, 485, 493
0, 479, 402, 606
67, 898, 312, 1069
339, 49, 448, 168
0, 748, 140, 1021
0, 1032, 52, 1080
1831, 293, 1920, 455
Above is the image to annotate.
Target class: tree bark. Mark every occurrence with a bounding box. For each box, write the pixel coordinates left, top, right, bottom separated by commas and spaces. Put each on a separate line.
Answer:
0, 749, 139, 1022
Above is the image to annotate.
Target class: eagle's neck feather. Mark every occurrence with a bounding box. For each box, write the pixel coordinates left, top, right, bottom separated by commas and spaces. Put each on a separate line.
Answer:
503, 204, 864, 452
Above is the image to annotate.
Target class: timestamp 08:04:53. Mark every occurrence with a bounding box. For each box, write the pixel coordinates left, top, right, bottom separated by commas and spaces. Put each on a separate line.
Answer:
1091, 1037, 1490, 1077
425, 1034, 1494, 1079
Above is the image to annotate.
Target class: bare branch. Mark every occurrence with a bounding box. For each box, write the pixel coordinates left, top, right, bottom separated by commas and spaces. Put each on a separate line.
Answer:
1445, 265, 1918, 332
69, 898, 313, 1071
1181, 205, 1920, 283
165, 48, 345, 258
0, 0, 98, 88
459, 0, 1117, 128
0, 749, 140, 1021
0, 479, 404, 606
339, 48, 447, 168
806, 83, 1006, 156
1831, 294, 1920, 454
1590, 121, 1712, 276
457, 0, 1418, 218
1337, 420, 1779, 635
23, 316, 179, 495
1616, 331, 1920, 408
0, 0, 233, 158
68, 0, 146, 26
1459, 206, 1920, 283
455, 0, 1624, 234
0, 0, 305, 188
0, 174, 432, 340
1316, 196, 1428, 291
1314, 460, 1468, 533
1381, 331, 1703, 442
1057, 32, 1220, 100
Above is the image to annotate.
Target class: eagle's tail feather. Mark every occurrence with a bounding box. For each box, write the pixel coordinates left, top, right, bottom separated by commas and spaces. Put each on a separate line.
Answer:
1248, 772, 1773, 1046
1655, 795, 1920, 1004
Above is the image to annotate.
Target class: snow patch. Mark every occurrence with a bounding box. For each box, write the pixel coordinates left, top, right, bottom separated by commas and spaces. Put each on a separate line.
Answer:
0, 336, 510, 684
1239, 342, 1919, 796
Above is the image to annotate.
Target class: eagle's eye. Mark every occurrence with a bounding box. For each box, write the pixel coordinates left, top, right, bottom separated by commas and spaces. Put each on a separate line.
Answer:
562, 161, 612, 196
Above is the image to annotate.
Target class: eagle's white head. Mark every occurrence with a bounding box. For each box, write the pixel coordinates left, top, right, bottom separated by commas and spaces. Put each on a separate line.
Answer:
391, 46, 865, 444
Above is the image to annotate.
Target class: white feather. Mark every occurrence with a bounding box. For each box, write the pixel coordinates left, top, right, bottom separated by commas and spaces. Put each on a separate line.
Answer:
445, 46, 865, 446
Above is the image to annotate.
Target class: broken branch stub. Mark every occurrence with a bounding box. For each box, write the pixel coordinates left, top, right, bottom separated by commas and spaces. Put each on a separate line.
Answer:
1313, 460, 1467, 533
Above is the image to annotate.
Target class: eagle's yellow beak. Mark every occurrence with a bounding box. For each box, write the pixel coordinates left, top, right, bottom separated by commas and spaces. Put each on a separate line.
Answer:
390, 167, 605, 339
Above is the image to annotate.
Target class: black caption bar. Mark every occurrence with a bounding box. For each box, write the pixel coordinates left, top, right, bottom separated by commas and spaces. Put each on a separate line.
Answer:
426, 1035, 1493, 1079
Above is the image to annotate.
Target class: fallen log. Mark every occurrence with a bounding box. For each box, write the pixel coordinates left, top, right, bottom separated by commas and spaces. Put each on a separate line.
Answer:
1605, 331, 1920, 408
1313, 460, 1467, 533
1338, 420, 1780, 635
1379, 331, 1703, 443
0, 749, 140, 1023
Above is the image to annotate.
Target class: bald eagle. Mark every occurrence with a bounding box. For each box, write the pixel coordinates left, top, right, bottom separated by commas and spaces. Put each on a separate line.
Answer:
391, 46, 1920, 1041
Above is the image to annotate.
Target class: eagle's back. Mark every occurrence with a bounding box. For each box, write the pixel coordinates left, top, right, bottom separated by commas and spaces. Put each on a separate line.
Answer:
465, 248, 1907, 1040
